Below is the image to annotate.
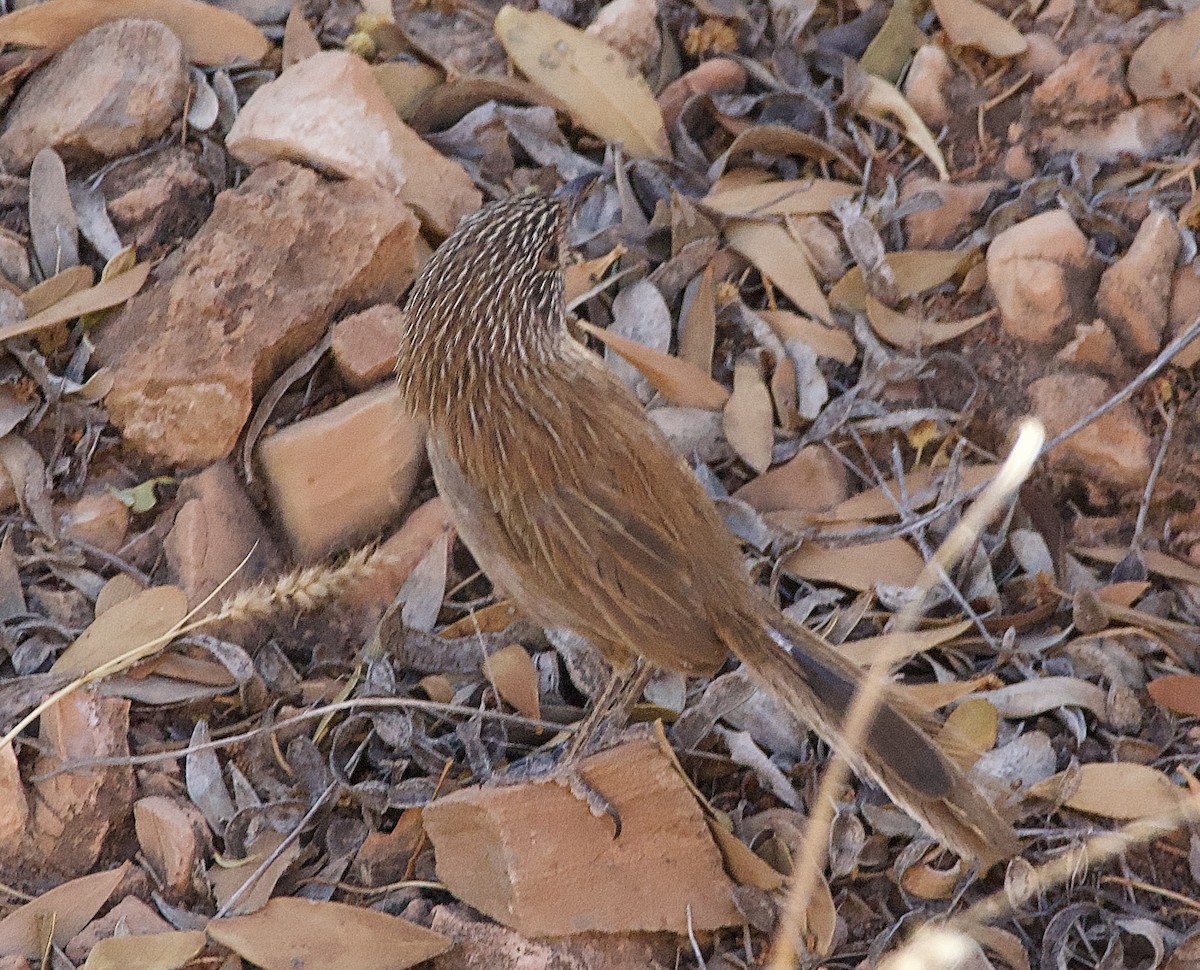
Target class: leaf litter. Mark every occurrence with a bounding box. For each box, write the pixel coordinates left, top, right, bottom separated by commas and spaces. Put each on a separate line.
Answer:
0, 0, 1198, 967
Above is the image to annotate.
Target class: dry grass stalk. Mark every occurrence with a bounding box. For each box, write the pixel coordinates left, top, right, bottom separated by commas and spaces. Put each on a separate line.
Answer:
769, 418, 1045, 970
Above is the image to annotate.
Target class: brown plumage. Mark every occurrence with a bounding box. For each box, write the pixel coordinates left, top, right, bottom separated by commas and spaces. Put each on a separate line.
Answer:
397, 193, 1021, 867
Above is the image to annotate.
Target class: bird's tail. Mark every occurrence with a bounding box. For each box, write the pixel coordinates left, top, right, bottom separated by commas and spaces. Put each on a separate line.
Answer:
721, 605, 1021, 868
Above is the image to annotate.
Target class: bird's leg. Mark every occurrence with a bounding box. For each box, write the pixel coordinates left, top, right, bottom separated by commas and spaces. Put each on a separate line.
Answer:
565, 660, 656, 758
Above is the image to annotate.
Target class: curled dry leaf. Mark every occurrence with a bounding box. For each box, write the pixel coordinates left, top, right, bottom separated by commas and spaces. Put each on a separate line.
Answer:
1075, 545, 1200, 587
1128, 7, 1200, 102
82, 931, 206, 970
830, 249, 970, 312
930, 0, 1027, 58
0, 863, 129, 959
51, 585, 188, 677
726, 220, 831, 321
900, 856, 968, 900
723, 357, 774, 473
577, 319, 729, 409
0, 0, 270, 66
858, 74, 948, 181
494, 5, 669, 160
866, 297, 994, 350
974, 676, 1107, 721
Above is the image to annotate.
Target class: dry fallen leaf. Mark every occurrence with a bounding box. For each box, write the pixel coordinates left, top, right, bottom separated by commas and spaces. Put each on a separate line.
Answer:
782, 537, 924, 591
1056, 762, 1183, 820
758, 309, 857, 364
723, 357, 775, 473
931, 0, 1027, 58
484, 643, 542, 720
0, 864, 129, 959
838, 620, 974, 667
1148, 674, 1200, 717
726, 220, 831, 322
577, 319, 729, 409
0, 262, 152, 343
866, 297, 994, 350
82, 931, 206, 970
51, 585, 188, 677
679, 265, 717, 373
207, 891, 447, 969
941, 697, 999, 756
20, 265, 95, 317
703, 178, 858, 217
900, 856, 967, 900
707, 821, 786, 891
494, 5, 669, 159
0, 0, 270, 66
858, 75, 949, 181
975, 677, 1107, 721
830, 249, 969, 312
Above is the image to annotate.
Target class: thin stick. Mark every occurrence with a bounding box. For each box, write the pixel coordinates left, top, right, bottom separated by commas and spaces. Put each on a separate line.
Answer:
769, 419, 1045, 969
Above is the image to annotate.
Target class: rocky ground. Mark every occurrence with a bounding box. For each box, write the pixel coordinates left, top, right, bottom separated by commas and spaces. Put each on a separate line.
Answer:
1, 0, 1200, 968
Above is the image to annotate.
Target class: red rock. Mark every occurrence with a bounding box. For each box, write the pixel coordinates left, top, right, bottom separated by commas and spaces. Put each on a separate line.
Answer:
63, 895, 173, 964
1096, 208, 1180, 357
29, 690, 134, 875
331, 304, 405, 391
1028, 373, 1150, 490
986, 210, 1099, 344
93, 163, 420, 468
0, 742, 28, 860
429, 904, 678, 969
1030, 44, 1130, 124
103, 149, 214, 258
226, 51, 480, 237
133, 797, 211, 897
58, 492, 129, 554
901, 175, 1003, 249
422, 735, 741, 936
163, 461, 281, 608
257, 384, 424, 560
1055, 319, 1122, 377
587, 0, 660, 72
1169, 261, 1200, 368
342, 498, 454, 615
0, 20, 187, 171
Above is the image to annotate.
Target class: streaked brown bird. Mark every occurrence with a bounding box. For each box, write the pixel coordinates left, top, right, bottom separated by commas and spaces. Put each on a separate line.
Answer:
397, 191, 1020, 867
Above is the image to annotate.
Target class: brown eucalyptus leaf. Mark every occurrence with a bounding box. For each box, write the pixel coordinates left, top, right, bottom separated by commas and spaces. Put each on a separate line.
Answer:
29, 148, 79, 276
830, 249, 969, 312
719, 125, 861, 177
866, 297, 993, 349
942, 697, 998, 756
484, 643, 542, 720
1059, 762, 1183, 820
838, 620, 973, 667
83, 931, 206, 970
207, 897, 451, 970
758, 309, 856, 363
726, 220, 831, 322
0, 0, 270, 65
679, 265, 716, 372
282, 3, 320, 68
782, 538, 924, 591
723, 357, 774, 472
51, 585, 188, 677
20, 265, 94, 316
578, 319, 728, 409
703, 178, 858, 218
0, 261, 151, 342
494, 5, 669, 159
1148, 674, 1200, 717
931, 0, 1027, 57
0, 864, 129, 959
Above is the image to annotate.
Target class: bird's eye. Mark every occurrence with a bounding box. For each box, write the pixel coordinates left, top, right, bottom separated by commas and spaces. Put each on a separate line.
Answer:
535, 239, 559, 273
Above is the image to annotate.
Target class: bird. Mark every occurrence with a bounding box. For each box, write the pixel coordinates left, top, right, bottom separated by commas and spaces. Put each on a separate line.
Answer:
396, 189, 1021, 868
